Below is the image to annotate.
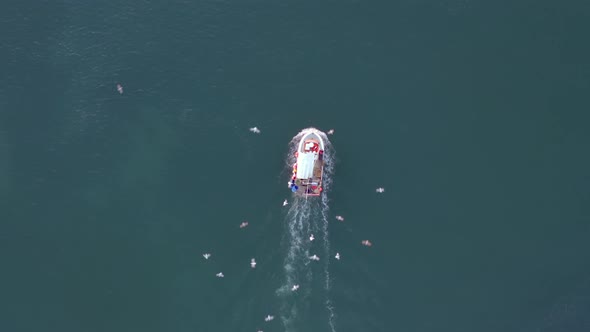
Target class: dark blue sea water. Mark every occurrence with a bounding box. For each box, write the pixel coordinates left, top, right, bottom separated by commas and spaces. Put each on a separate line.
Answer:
1, 1, 590, 332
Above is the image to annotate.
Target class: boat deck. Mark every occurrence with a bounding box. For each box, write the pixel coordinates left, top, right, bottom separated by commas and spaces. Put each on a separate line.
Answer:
313, 159, 323, 178
291, 130, 325, 196
295, 158, 323, 196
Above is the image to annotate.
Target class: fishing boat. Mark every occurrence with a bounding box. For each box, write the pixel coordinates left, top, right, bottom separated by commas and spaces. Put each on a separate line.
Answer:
288, 129, 325, 196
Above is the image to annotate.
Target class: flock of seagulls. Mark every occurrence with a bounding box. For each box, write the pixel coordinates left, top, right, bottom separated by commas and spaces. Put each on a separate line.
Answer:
200, 199, 377, 327
192, 126, 383, 329
111, 86, 381, 329
248, 126, 329, 136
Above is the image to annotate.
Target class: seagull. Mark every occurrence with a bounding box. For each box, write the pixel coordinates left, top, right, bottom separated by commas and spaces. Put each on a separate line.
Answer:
335, 215, 344, 221
309, 254, 320, 261
249, 127, 261, 134
203, 253, 211, 260
362, 240, 373, 247
239, 221, 249, 228
116, 83, 123, 94
335, 253, 340, 260
283, 199, 288, 206
264, 315, 274, 322
309, 234, 315, 241
291, 284, 299, 291
216, 272, 224, 278
250, 258, 257, 268
327, 129, 334, 135
376, 187, 385, 193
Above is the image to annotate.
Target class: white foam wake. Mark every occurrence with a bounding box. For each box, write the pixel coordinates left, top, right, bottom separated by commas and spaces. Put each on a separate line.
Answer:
320, 133, 337, 332
277, 128, 337, 332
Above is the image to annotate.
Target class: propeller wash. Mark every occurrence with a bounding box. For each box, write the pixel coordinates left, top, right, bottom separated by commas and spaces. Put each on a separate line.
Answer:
277, 128, 337, 332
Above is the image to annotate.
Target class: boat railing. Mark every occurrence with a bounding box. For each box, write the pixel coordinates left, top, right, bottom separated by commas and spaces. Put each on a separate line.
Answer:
300, 179, 319, 186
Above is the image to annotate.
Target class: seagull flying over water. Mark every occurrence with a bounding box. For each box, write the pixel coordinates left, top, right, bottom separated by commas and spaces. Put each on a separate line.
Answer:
376, 187, 385, 193
335, 252, 340, 260
335, 215, 344, 221
239, 221, 249, 228
283, 199, 288, 206
291, 284, 299, 291
116, 83, 123, 94
309, 234, 315, 241
249, 127, 261, 134
250, 258, 257, 268
327, 129, 334, 135
309, 254, 320, 261
203, 253, 211, 260
216, 272, 224, 278
264, 315, 274, 322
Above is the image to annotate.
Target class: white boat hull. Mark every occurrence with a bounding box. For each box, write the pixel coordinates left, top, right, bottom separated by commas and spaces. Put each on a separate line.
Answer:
289, 128, 325, 196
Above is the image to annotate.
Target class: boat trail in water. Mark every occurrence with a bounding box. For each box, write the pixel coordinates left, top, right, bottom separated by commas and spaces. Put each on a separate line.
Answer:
277, 128, 337, 332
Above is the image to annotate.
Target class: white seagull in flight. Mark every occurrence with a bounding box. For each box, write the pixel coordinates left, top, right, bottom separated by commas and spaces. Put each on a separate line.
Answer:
335, 253, 340, 260
216, 272, 224, 278
250, 258, 257, 268
203, 253, 211, 260
264, 315, 274, 322
309, 254, 320, 261
309, 234, 315, 241
335, 215, 344, 221
249, 127, 261, 134
327, 129, 334, 135
291, 284, 299, 291
376, 187, 385, 193
283, 199, 288, 206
